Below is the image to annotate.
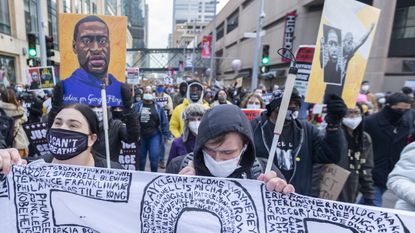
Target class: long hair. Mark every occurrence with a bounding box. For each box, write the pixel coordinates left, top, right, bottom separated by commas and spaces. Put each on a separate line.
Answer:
1, 88, 19, 110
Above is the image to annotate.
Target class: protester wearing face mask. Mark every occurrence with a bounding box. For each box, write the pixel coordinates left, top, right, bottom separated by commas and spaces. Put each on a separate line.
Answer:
360, 80, 378, 113
0, 104, 124, 174
48, 82, 140, 163
170, 80, 210, 138
167, 104, 205, 165
210, 89, 232, 107
241, 93, 266, 109
251, 88, 347, 196
134, 86, 170, 172
166, 104, 294, 194
312, 104, 375, 205
172, 81, 188, 108
364, 92, 413, 206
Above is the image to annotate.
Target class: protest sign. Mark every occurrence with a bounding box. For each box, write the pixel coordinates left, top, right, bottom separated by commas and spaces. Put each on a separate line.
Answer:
306, 0, 380, 107
126, 67, 140, 85
22, 122, 50, 157
27, 66, 55, 90
59, 14, 127, 106
261, 93, 273, 105
317, 164, 351, 200
118, 141, 140, 170
242, 109, 264, 121
1, 164, 415, 233
201, 35, 212, 59
294, 46, 315, 97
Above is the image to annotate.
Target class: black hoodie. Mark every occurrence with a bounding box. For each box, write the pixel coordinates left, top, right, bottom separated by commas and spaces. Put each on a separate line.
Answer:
167, 104, 283, 179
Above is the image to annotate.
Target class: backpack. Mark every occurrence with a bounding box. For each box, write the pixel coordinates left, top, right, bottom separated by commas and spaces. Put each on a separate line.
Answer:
0, 108, 15, 147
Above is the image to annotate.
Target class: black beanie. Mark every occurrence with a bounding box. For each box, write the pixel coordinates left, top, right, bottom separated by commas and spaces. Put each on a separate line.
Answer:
266, 87, 302, 115
386, 92, 412, 106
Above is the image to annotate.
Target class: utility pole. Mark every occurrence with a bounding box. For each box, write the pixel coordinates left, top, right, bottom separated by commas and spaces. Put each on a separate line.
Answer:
250, 0, 264, 91
37, 0, 47, 67
209, 1, 218, 84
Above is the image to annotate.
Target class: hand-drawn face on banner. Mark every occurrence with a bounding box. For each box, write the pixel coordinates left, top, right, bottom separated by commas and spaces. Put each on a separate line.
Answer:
59, 14, 127, 107
306, 0, 380, 107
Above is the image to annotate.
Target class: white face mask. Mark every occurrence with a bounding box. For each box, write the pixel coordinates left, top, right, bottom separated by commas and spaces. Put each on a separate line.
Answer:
188, 121, 200, 135
247, 104, 261, 109
342, 116, 362, 130
285, 109, 299, 120
361, 85, 369, 92
143, 93, 154, 101
203, 144, 247, 177
378, 97, 386, 104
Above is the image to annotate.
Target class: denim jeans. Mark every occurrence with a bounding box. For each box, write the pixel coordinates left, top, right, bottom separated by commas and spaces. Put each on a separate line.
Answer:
358, 185, 386, 207
139, 132, 162, 172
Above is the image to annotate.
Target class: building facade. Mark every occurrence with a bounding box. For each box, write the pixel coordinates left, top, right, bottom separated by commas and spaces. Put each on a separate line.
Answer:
171, 0, 216, 48
0, 0, 132, 86
124, 0, 147, 49
198, 0, 415, 92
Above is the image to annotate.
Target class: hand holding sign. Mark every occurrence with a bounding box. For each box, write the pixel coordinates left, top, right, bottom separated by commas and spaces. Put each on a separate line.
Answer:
257, 171, 295, 194
179, 161, 196, 176
0, 148, 26, 175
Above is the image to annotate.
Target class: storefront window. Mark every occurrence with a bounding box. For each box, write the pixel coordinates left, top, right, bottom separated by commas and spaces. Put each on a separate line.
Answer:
0, 55, 16, 87
0, 0, 11, 35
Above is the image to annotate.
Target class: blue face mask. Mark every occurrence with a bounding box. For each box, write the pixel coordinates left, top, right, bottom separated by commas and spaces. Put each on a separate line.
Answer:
156, 87, 164, 94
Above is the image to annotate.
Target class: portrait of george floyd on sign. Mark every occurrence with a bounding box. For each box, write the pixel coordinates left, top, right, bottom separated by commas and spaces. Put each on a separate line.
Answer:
306, 0, 380, 107
59, 14, 127, 107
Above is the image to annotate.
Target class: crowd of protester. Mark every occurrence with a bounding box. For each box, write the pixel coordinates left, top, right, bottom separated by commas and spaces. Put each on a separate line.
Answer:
1, 78, 415, 211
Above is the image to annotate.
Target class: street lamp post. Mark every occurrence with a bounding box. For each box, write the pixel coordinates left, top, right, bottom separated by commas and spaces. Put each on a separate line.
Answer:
209, 0, 218, 84
251, 0, 265, 91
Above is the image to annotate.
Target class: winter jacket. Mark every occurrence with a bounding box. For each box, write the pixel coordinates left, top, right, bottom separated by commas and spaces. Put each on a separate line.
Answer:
251, 112, 345, 196
387, 142, 415, 211
134, 100, 170, 139
312, 130, 374, 202
338, 131, 374, 202
0, 101, 29, 150
93, 108, 140, 162
364, 109, 414, 189
169, 98, 209, 138
167, 133, 196, 165
166, 104, 284, 180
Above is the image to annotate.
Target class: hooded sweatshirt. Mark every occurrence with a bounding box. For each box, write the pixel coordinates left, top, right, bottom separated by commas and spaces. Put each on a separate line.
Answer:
169, 82, 209, 138
167, 104, 283, 179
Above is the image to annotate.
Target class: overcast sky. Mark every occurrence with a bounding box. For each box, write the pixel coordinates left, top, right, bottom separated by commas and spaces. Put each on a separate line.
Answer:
147, 0, 229, 48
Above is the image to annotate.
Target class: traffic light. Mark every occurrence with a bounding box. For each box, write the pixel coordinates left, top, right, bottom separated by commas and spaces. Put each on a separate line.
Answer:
45, 36, 55, 66
261, 44, 270, 65
45, 36, 55, 58
27, 33, 37, 58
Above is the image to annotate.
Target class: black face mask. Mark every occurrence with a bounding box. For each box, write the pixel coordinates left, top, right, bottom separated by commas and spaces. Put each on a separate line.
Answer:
384, 106, 408, 125
48, 128, 89, 160
112, 110, 123, 120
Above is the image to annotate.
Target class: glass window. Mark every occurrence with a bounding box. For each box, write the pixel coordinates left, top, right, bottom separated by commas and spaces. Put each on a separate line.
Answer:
106, 0, 117, 16
0, 55, 16, 87
389, 3, 415, 57
216, 22, 224, 40
24, 0, 38, 35
0, 0, 11, 35
83, 0, 91, 14
63, 0, 71, 13
74, 0, 80, 13
47, 0, 58, 49
226, 9, 239, 33
92, 2, 97, 14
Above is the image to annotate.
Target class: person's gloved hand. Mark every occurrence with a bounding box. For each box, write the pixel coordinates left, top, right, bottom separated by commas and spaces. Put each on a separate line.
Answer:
52, 81, 64, 108
121, 84, 133, 109
325, 94, 347, 126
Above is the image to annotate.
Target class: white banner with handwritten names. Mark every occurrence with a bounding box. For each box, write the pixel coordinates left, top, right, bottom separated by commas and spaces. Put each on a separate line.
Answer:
1, 163, 414, 233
